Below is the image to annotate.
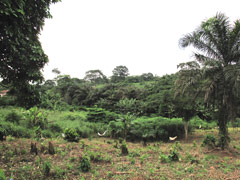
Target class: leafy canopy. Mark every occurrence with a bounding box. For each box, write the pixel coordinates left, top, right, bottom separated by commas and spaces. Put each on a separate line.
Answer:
0, 0, 60, 85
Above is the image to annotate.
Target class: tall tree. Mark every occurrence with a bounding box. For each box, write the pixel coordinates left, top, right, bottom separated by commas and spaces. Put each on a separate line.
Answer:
111, 65, 129, 83
177, 13, 240, 149
84, 69, 108, 84
0, 0, 60, 107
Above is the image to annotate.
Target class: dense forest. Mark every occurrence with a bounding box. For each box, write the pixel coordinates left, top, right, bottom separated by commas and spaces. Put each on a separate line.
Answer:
1, 1, 240, 179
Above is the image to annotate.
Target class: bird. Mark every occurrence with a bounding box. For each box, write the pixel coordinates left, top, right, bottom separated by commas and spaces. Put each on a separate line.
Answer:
61, 133, 65, 138
98, 130, 108, 137
199, 125, 202, 129
169, 136, 177, 141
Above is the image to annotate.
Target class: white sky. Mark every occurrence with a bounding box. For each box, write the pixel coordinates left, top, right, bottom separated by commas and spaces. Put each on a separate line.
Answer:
40, 0, 240, 80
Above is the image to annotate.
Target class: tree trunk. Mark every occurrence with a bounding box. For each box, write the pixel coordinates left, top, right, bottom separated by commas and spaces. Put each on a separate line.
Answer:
184, 120, 189, 141
218, 107, 229, 150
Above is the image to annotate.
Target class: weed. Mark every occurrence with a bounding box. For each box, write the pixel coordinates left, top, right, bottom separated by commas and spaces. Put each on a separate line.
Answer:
0, 169, 6, 180
160, 153, 170, 163
42, 161, 51, 176
140, 154, 149, 164
107, 171, 113, 178
69, 157, 76, 162
79, 155, 91, 172
130, 158, 135, 165
53, 166, 65, 178
168, 148, 179, 162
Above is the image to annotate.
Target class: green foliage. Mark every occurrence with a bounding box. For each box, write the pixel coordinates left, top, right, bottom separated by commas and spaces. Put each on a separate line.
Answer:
160, 143, 180, 163
84, 69, 108, 84
189, 117, 217, 129
0, 0, 60, 87
0, 120, 32, 138
168, 148, 179, 162
42, 161, 51, 176
87, 107, 119, 123
108, 120, 125, 138
160, 154, 170, 163
79, 155, 91, 172
24, 107, 48, 129
129, 117, 189, 141
0, 169, 6, 180
48, 124, 62, 133
64, 128, 79, 142
115, 98, 138, 114
0, 96, 15, 106
4, 111, 22, 124
201, 134, 216, 148
111, 65, 129, 83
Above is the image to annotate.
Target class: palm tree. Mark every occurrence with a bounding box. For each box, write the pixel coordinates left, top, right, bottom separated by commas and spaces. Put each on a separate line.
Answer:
176, 13, 240, 149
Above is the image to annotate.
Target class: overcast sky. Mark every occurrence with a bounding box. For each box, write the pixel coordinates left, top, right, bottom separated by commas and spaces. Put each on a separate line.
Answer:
39, 0, 240, 80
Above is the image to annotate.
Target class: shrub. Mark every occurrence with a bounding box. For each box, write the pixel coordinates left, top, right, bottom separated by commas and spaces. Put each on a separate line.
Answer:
75, 127, 94, 138
79, 155, 91, 172
49, 124, 62, 133
201, 134, 216, 148
4, 111, 22, 124
24, 107, 48, 129
64, 128, 79, 142
10, 125, 32, 138
87, 107, 119, 123
168, 148, 179, 162
189, 117, 217, 129
108, 121, 125, 138
41, 129, 54, 138
0, 120, 32, 138
128, 116, 190, 141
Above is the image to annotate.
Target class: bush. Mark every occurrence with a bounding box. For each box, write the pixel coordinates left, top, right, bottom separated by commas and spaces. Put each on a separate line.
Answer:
4, 111, 22, 124
201, 134, 216, 148
64, 128, 79, 142
128, 117, 189, 141
189, 117, 217, 129
75, 126, 94, 138
49, 124, 62, 133
24, 107, 48, 129
0, 120, 32, 138
87, 107, 119, 123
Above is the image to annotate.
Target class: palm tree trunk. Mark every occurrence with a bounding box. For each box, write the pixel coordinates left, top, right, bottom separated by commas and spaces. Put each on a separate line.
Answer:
218, 106, 229, 150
